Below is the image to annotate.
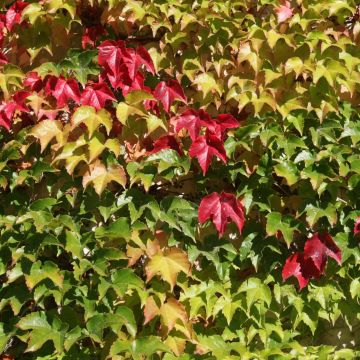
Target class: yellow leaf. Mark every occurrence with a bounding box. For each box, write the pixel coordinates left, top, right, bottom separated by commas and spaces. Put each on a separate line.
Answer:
82, 160, 127, 195
0, 64, 24, 99
87, 134, 106, 163
145, 247, 191, 290
160, 298, 188, 333
165, 336, 186, 356
194, 73, 222, 99
116, 102, 145, 125
72, 106, 112, 137
145, 114, 167, 134
125, 90, 154, 105
30, 120, 63, 152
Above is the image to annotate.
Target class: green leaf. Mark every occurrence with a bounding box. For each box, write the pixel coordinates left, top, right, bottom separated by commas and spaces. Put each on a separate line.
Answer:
86, 307, 136, 342
95, 217, 131, 240
266, 212, 298, 247
274, 161, 299, 186
29, 198, 57, 211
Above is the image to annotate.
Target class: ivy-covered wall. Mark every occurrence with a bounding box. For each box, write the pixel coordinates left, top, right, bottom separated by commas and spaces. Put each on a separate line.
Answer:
0, 0, 359, 359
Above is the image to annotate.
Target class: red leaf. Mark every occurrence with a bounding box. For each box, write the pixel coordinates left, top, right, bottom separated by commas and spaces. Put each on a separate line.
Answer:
82, 25, 106, 49
354, 216, 360, 234
12, 90, 30, 112
0, 52, 8, 65
0, 14, 5, 47
189, 131, 227, 175
0, 106, 12, 131
136, 46, 155, 75
0, 92, 30, 131
6, 1, 29, 31
147, 135, 183, 156
81, 82, 116, 110
282, 253, 313, 290
104, 63, 131, 89
24, 72, 43, 92
174, 109, 214, 141
44, 75, 58, 97
283, 232, 342, 290
144, 99, 160, 115
276, 1, 293, 23
123, 46, 155, 80
212, 114, 239, 131
198, 192, 245, 236
153, 80, 187, 112
52, 76, 81, 108
121, 72, 151, 96
98, 41, 155, 87
303, 232, 341, 273
98, 40, 129, 76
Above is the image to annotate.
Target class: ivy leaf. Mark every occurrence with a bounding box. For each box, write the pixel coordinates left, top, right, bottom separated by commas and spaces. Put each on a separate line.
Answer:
25, 261, 63, 290
30, 120, 63, 152
6, 1, 29, 31
238, 278, 272, 310
145, 247, 191, 290
81, 82, 116, 110
174, 108, 213, 140
276, 1, 293, 23
52, 76, 81, 108
123, 45, 155, 79
274, 161, 299, 186
147, 135, 183, 156
110, 336, 169, 359
24, 71, 43, 92
283, 233, 341, 289
86, 307, 136, 342
303, 232, 341, 273
98, 40, 128, 76
98, 40, 154, 86
189, 132, 227, 175
282, 253, 314, 290
153, 79, 187, 112
266, 212, 298, 247
211, 114, 239, 133
160, 298, 188, 333
198, 192, 245, 236
143, 296, 160, 325
17, 312, 66, 353
194, 72, 222, 98
83, 161, 126, 195
71, 105, 113, 137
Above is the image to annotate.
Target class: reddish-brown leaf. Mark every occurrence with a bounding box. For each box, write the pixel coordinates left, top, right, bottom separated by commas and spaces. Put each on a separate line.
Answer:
82, 25, 106, 49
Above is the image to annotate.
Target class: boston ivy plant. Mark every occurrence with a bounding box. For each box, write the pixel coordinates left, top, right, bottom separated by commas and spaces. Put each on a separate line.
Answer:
0, 0, 359, 359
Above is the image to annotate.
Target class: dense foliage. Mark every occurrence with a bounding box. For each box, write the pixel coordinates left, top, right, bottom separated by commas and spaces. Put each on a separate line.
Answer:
0, 0, 360, 358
